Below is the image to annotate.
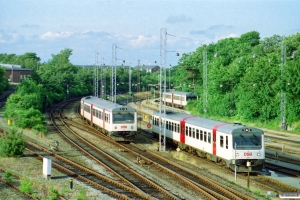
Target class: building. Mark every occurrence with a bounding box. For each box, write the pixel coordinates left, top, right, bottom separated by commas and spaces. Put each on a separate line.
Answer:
0, 64, 31, 83
135, 65, 160, 73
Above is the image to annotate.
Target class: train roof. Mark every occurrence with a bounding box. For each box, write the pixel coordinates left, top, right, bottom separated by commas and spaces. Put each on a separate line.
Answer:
163, 91, 198, 96
153, 111, 263, 134
81, 96, 136, 112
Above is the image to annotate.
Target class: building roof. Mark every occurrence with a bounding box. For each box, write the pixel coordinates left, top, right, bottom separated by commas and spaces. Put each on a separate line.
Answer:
0, 63, 31, 71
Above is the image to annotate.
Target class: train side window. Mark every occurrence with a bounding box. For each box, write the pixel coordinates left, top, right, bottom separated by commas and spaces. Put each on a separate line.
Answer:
208, 132, 211, 143
189, 127, 191, 137
192, 128, 195, 138
166, 121, 169, 130
196, 129, 199, 139
185, 126, 188, 136
204, 131, 207, 142
200, 130, 203, 141
93, 109, 95, 116
220, 136, 224, 147
99, 111, 102, 120
177, 124, 180, 133
226, 136, 228, 149
172, 122, 174, 131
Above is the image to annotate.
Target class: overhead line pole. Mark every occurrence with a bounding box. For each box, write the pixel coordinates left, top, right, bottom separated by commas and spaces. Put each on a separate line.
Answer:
159, 28, 167, 151
112, 44, 117, 103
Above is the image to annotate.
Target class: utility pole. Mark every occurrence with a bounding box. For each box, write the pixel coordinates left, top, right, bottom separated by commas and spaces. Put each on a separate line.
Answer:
94, 51, 99, 97
203, 50, 208, 116
280, 42, 287, 130
159, 28, 167, 151
137, 60, 140, 93
111, 44, 117, 103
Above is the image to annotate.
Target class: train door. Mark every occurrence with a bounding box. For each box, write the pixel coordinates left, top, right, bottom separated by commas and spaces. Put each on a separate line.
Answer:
180, 120, 185, 143
91, 104, 93, 122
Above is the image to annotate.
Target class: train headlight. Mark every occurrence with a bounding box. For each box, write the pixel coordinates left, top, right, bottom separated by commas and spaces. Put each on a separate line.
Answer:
235, 153, 239, 157
257, 152, 261, 156
114, 126, 117, 129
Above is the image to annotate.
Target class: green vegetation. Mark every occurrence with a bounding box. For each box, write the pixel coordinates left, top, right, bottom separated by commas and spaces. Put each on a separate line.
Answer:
1, 31, 300, 132
49, 186, 60, 200
0, 129, 26, 157
4, 170, 13, 183
19, 177, 33, 194
76, 189, 87, 200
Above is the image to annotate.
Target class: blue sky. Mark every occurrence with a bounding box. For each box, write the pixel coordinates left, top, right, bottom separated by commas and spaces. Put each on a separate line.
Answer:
1, 0, 299, 67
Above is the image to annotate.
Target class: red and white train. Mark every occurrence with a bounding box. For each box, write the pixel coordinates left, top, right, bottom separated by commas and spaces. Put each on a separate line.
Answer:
162, 91, 198, 108
152, 111, 265, 172
80, 96, 137, 142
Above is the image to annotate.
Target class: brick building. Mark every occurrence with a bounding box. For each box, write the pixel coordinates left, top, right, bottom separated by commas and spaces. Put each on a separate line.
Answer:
0, 64, 31, 83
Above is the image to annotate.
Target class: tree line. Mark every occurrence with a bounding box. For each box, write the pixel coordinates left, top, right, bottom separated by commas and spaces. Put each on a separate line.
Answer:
0, 31, 300, 136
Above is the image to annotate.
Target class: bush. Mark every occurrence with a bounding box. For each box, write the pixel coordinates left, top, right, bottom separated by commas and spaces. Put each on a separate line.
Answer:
0, 128, 26, 157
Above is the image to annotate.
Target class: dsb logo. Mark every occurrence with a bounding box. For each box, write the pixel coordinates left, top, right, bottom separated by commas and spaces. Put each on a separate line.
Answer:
244, 152, 252, 156
121, 126, 127, 129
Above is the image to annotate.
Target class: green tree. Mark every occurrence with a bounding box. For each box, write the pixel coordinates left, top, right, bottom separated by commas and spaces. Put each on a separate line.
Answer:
0, 129, 26, 157
0, 67, 9, 94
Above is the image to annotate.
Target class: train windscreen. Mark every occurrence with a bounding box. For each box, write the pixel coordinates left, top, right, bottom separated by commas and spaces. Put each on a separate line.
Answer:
113, 111, 135, 124
232, 132, 262, 150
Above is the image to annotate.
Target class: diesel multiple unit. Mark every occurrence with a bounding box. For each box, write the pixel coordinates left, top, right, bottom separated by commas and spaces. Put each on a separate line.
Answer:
152, 111, 265, 172
162, 91, 198, 108
80, 96, 137, 142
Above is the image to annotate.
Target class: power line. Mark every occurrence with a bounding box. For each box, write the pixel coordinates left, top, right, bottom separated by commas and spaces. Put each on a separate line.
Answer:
116, 46, 159, 57
167, 33, 202, 42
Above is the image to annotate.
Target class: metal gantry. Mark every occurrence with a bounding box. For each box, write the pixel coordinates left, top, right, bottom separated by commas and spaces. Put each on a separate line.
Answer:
203, 50, 208, 116
111, 44, 117, 103
159, 28, 167, 151
94, 51, 99, 97
280, 42, 287, 130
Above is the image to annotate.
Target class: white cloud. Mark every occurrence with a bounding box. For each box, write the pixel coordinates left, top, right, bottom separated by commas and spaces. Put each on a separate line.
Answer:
40, 31, 73, 40
0, 30, 23, 44
128, 35, 158, 47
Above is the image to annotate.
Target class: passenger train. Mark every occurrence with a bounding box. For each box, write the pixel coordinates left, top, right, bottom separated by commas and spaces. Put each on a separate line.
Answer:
152, 111, 265, 172
80, 96, 137, 142
162, 91, 198, 108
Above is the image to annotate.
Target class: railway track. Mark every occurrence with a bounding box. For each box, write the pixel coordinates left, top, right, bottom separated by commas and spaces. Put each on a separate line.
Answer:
51, 99, 181, 199
63, 100, 257, 199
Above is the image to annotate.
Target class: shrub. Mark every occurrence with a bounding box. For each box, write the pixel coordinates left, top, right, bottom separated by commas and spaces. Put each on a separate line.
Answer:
0, 128, 26, 157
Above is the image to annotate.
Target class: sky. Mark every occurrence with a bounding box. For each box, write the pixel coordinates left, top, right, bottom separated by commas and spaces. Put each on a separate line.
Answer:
1, 0, 300, 67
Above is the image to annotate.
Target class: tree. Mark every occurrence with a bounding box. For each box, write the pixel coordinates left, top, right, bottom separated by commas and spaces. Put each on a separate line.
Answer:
0, 129, 26, 157
0, 67, 9, 94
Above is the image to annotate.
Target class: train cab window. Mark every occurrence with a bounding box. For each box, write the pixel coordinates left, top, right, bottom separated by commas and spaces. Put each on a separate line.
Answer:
185, 126, 188, 136
189, 127, 191, 137
200, 130, 203, 141
196, 129, 199, 139
192, 128, 195, 138
208, 132, 211, 143
220, 136, 224, 147
226, 136, 228, 149
204, 131, 207, 142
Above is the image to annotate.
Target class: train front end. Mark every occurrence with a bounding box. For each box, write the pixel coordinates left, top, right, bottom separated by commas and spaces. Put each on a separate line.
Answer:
230, 127, 265, 172
109, 106, 137, 142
